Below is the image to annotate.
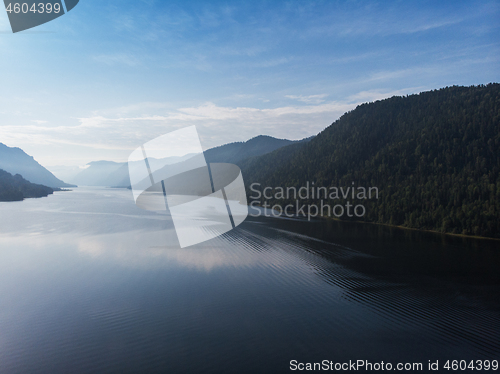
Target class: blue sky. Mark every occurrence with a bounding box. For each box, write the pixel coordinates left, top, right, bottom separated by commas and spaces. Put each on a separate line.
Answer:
0, 0, 498, 168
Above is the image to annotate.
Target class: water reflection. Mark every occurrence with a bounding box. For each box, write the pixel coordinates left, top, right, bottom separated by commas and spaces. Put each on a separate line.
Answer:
76, 231, 277, 271
0, 188, 499, 373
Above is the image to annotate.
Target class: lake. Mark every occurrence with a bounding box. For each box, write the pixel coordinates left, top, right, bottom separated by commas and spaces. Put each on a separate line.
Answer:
0, 188, 499, 373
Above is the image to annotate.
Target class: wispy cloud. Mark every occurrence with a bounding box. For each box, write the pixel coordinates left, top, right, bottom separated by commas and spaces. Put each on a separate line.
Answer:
0, 89, 416, 159
346, 88, 423, 103
300, 5, 466, 39
285, 94, 328, 104
402, 18, 463, 34
1, 0, 497, 167
366, 66, 443, 83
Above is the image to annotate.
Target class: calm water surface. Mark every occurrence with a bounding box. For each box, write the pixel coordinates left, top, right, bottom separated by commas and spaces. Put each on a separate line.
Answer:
0, 188, 499, 373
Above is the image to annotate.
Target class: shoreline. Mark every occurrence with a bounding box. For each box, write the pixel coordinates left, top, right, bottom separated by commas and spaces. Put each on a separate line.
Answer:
324, 215, 500, 242
249, 203, 500, 242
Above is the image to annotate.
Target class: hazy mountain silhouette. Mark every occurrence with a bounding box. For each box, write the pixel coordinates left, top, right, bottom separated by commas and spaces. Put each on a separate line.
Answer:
69, 135, 312, 187
47, 165, 84, 184
71, 161, 125, 187
0, 143, 75, 188
0, 169, 56, 201
69, 155, 198, 187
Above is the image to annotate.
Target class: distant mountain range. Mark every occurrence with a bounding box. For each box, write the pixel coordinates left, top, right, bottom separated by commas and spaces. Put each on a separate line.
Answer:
69, 160, 129, 187
0, 169, 57, 201
0, 143, 74, 188
3, 84, 498, 240
241, 84, 500, 239
60, 135, 313, 187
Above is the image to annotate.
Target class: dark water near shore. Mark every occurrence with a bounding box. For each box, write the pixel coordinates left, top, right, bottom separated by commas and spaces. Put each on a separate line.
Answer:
0, 188, 499, 373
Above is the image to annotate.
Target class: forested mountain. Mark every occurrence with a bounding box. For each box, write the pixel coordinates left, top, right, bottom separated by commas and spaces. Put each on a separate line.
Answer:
204, 135, 311, 165
0, 169, 56, 201
242, 84, 500, 238
0, 143, 74, 188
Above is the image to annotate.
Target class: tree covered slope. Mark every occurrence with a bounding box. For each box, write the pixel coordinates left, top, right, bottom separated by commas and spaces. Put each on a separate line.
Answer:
204, 135, 310, 164
242, 84, 500, 238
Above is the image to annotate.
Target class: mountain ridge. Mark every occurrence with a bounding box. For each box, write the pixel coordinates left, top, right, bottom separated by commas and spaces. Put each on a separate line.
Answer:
0, 143, 75, 188
65, 135, 312, 187
0, 169, 57, 201
203, 135, 310, 165
241, 84, 500, 238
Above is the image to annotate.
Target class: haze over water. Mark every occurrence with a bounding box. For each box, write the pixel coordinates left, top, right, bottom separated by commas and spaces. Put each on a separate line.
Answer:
0, 188, 499, 373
